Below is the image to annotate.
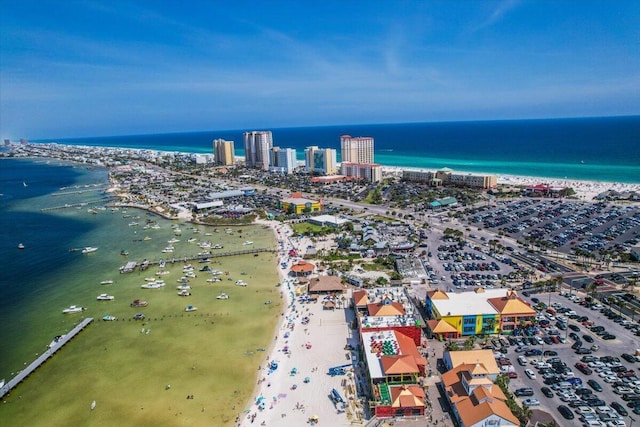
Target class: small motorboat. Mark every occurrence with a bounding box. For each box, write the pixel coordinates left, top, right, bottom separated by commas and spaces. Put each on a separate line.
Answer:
96, 294, 115, 301
62, 305, 85, 314
100, 280, 114, 285
185, 305, 198, 312
216, 293, 229, 300
17, 243, 25, 249
102, 314, 117, 321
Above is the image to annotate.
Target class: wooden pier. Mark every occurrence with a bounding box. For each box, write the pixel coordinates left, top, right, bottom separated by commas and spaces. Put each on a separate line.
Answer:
0, 318, 94, 399
122, 248, 276, 272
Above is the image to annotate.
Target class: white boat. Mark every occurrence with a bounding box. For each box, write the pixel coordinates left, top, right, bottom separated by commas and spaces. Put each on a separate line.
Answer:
187, 238, 197, 243
168, 238, 180, 243
62, 305, 85, 314
17, 243, 25, 249
242, 241, 254, 246
159, 260, 166, 268
141, 283, 163, 289
206, 277, 222, 283
176, 284, 191, 290
96, 294, 115, 301
100, 280, 114, 285
235, 280, 248, 287
216, 293, 229, 300
185, 305, 197, 312
102, 315, 117, 321
161, 246, 174, 253
144, 277, 157, 282
155, 270, 170, 276
177, 289, 191, 296
213, 244, 223, 249
82, 247, 98, 254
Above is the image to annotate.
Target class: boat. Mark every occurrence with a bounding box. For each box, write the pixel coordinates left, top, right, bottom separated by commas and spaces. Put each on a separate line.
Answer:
236, 280, 248, 287
130, 299, 148, 307
159, 260, 166, 268
213, 244, 223, 249
48, 335, 66, 348
102, 314, 117, 321
82, 246, 98, 254
62, 305, 86, 314
96, 294, 115, 301
216, 293, 229, 300
177, 289, 191, 296
207, 277, 222, 283
176, 284, 191, 290
141, 282, 163, 289
100, 280, 114, 285
120, 249, 129, 256
168, 238, 180, 243
187, 238, 197, 243
17, 243, 25, 249
185, 305, 198, 312
243, 241, 254, 246
23, 181, 28, 187
144, 277, 157, 282
155, 270, 170, 276
143, 236, 152, 241
161, 246, 174, 253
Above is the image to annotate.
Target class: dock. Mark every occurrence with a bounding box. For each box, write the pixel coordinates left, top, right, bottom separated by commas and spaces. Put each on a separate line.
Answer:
0, 318, 94, 399
119, 248, 276, 273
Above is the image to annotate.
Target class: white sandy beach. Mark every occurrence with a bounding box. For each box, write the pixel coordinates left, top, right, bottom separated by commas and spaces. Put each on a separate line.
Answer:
238, 221, 361, 427
382, 165, 640, 201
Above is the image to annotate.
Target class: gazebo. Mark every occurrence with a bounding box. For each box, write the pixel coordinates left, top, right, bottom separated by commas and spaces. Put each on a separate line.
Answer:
289, 260, 315, 277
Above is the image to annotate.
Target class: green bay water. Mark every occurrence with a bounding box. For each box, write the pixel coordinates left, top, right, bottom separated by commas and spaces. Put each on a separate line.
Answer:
1, 159, 282, 425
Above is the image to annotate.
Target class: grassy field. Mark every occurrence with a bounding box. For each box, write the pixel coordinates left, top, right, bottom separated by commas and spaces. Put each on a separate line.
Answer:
0, 225, 282, 427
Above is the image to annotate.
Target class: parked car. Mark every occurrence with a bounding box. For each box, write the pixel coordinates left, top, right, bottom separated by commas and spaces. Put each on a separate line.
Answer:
541, 387, 554, 398
523, 398, 540, 407
515, 388, 534, 397
587, 379, 603, 392
525, 369, 536, 380
611, 401, 628, 416
557, 405, 575, 420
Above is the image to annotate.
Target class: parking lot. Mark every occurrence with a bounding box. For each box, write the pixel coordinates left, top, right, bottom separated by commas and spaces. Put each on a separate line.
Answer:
496, 290, 639, 426
466, 199, 640, 259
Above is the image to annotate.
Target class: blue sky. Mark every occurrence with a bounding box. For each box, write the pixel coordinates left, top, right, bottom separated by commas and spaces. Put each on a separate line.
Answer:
1, 0, 639, 139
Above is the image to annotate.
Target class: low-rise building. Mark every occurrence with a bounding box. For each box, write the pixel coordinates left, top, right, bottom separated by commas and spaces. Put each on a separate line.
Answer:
278, 192, 322, 214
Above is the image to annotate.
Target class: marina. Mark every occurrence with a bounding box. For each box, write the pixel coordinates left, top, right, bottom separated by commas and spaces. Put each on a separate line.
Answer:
0, 318, 94, 399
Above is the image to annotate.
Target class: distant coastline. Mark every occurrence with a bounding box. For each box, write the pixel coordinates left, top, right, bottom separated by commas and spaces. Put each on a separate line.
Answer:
24, 116, 639, 184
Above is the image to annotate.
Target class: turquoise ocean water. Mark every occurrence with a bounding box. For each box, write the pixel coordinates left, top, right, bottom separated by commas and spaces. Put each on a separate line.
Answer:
38, 115, 640, 183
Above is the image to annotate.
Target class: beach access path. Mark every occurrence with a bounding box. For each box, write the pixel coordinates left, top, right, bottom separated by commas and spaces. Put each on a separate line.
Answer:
239, 221, 359, 427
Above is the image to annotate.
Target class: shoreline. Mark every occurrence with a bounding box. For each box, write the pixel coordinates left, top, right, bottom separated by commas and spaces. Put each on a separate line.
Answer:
4, 143, 640, 186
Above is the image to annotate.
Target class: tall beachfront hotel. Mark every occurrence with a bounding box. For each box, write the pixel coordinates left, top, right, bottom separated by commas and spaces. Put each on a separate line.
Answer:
212, 138, 235, 166
243, 131, 273, 170
340, 135, 374, 164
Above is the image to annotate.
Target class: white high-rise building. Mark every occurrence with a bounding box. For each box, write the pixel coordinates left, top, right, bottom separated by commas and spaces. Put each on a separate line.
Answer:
340, 135, 374, 164
270, 147, 298, 174
243, 131, 273, 170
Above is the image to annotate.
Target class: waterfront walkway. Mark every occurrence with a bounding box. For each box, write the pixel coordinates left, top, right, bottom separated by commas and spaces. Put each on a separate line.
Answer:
127, 248, 277, 271
0, 318, 94, 399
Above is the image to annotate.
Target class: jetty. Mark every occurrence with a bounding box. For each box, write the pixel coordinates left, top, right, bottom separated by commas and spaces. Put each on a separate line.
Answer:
119, 248, 276, 273
40, 199, 110, 212
0, 318, 93, 399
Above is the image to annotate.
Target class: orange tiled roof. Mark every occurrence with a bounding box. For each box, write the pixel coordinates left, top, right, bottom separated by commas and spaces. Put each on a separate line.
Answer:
389, 385, 425, 408
426, 289, 449, 299
367, 301, 406, 316
487, 291, 536, 315
290, 260, 315, 273
380, 354, 419, 375
352, 290, 368, 307
427, 319, 458, 334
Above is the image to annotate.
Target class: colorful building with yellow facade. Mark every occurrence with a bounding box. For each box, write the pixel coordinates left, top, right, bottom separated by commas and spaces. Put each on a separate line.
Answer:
278, 192, 322, 214
425, 288, 536, 338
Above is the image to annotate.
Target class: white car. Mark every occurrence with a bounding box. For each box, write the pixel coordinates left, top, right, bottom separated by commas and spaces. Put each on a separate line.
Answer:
522, 398, 540, 407
525, 369, 536, 379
